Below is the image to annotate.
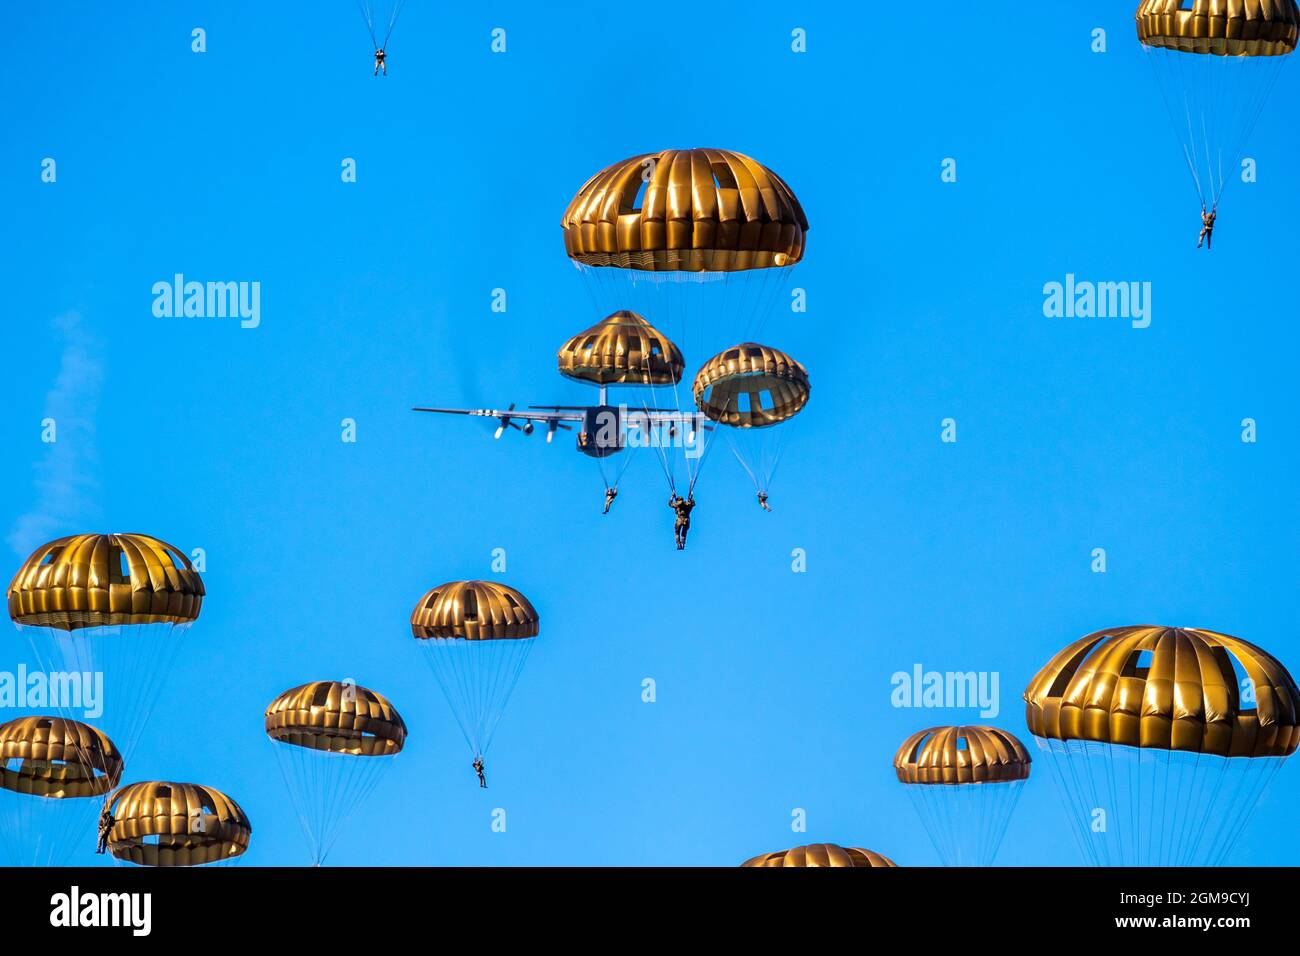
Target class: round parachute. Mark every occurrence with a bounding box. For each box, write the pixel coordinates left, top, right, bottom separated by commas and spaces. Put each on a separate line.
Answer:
557, 310, 684, 387
741, 843, 896, 868
411, 580, 539, 641
1135, 1, 1298, 211
266, 681, 404, 864
8, 533, 204, 630
1025, 625, 1300, 865
265, 681, 406, 756
104, 781, 250, 867
1024, 625, 1300, 757
692, 343, 810, 428
0, 717, 122, 799
0, 718, 123, 865
562, 148, 808, 273
692, 343, 809, 506
893, 726, 1030, 866
1136, 0, 1299, 55
8, 532, 204, 764
894, 726, 1031, 785
411, 581, 538, 782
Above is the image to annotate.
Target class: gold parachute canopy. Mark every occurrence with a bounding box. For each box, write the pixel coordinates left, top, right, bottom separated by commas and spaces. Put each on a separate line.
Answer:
411, 580, 539, 641
8, 533, 204, 631
894, 726, 1031, 785
1024, 625, 1300, 758
557, 310, 685, 387
693, 343, 810, 428
562, 148, 808, 273
0, 717, 122, 799
104, 781, 251, 867
742, 843, 897, 868
265, 680, 407, 756
1136, 0, 1300, 55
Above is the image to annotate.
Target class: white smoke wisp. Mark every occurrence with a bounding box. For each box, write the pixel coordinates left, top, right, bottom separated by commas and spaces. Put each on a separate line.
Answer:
7, 311, 103, 557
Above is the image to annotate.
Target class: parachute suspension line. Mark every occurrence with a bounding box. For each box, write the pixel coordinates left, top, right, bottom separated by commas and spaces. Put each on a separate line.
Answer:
272, 741, 392, 865
19, 622, 188, 765
1047, 739, 1290, 866
685, 419, 722, 498
905, 780, 1023, 866
1146, 44, 1208, 207
1217, 52, 1290, 207
272, 743, 323, 864
729, 438, 760, 490
635, 394, 677, 496
382, 0, 408, 48
608, 429, 638, 490
355, 0, 379, 48
421, 639, 534, 761
745, 265, 796, 344
1147, 43, 1292, 211
763, 435, 790, 491
641, 274, 689, 497
1216, 757, 1285, 864
1035, 738, 1102, 865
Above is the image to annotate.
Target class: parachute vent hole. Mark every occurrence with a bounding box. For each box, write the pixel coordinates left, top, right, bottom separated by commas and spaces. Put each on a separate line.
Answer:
40, 548, 62, 566
165, 548, 188, 571
631, 177, 649, 213
110, 548, 130, 583
311, 684, 332, 707
735, 393, 752, 413
1127, 649, 1153, 678
423, 591, 440, 609
1218, 647, 1256, 713
36, 718, 52, 730
463, 591, 479, 622
504, 593, 520, 610
650, 344, 662, 357
759, 390, 774, 410
956, 736, 968, 751
724, 349, 740, 361
154, 785, 172, 799
1047, 639, 1108, 700
711, 162, 738, 191
5, 757, 21, 771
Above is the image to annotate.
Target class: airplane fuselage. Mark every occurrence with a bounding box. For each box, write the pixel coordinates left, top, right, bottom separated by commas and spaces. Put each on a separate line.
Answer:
578, 405, 625, 459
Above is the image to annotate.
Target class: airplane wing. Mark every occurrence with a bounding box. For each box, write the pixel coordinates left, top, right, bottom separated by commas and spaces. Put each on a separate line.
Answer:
411, 405, 712, 433
412, 406, 586, 423
627, 410, 715, 431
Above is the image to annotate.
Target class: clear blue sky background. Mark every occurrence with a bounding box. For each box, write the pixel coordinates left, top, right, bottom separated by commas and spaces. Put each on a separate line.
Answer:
3, 1, 1300, 866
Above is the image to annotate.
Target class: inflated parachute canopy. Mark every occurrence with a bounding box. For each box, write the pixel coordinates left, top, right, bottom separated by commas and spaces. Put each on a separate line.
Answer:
1136, 0, 1300, 55
557, 311, 685, 387
0, 717, 122, 799
105, 781, 250, 867
265, 680, 407, 756
411, 580, 539, 641
1024, 625, 1300, 758
8, 533, 204, 631
742, 843, 897, 868
894, 726, 1031, 785
562, 148, 808, 273
693, 343, 810, 428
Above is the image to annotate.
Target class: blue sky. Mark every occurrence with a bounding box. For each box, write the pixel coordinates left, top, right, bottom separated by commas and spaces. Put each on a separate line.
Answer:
3, 1, 1300, 866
